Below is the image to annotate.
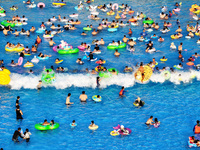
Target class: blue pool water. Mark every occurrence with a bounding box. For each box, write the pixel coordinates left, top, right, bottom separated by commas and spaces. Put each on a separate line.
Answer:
1, 0, 200, 149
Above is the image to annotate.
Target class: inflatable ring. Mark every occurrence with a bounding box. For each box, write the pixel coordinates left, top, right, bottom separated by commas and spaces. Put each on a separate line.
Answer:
37, 2, 45, 8
55, 60, 63, 64
24, 63, 34, 68
52, 1, 66, 6
58, 48, 79, 54
107, 12, 115, 15
135, 65, 153, 82
95, 66, 104, 72
124, 67, 133, 72
35, 123, 59, 130
112, 3, 119, 10
107, 43, 126, 50
133, 101, 145, 107
108, 28, 117, 32
95, 60, 106, 64
92, 95, 102, 102
108, 68, 119, 74
43, 34, 54, 39
143, 20, 154, 24
161, 70, 171, 80
99, 71, 111, 78
110, 131, 119, 136
5, 47, 24, 52
89, 125, 98, 130
83, 27, 92, 31
41, 69, 55, 84
1, 20, 15, 27
186, 62, 194, 66
70, 123, 77, 127
0, 70, 11, 85
160, 59, 167, 62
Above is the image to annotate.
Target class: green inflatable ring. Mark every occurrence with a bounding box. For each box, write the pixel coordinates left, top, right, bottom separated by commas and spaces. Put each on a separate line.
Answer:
143, 20, 154, 24
35, 123, 59, 130
41, 69, 55, 84
83, 27, 92, 31
162, 70, 171, 80
107, 43, 126, 50
58, 48, 79, 54
99, 71, 112, 78
1, 20, 15, 27
108, 68, 119, 75
0, 10, 5, 13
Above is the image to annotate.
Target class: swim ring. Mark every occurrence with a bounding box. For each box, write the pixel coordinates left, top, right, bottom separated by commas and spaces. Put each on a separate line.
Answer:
107, 12, 115, 15
41, 69, 55, 84
133, 101, 145, 107
37, 2, 45, 8
135, 65, 153, 82
55, 60, 63, 64
108, 28, 117, 32
0, 70, 11, 85
108, 68, 119, 74
88, 125, 99, 130
1, 20, 15, 27
99, 71, 111, 78
92, 95, 102, 102
143, 20, 154, 24
24, 63, 34, 68
107, 43, 126, 50
110, 131, 119, 136
52, 1, 66, 6
35, 123, 59, 130
5, 47, 24, 52
161, 70, 171, 80
112, 3, 119, 10
83, 27, 92, 31
58, 48, 79, 54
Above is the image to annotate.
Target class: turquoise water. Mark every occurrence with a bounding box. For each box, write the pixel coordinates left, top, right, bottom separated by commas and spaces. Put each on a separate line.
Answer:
1, 0, 200, 149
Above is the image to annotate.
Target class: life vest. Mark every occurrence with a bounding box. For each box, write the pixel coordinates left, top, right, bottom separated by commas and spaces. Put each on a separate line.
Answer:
194, 125, 200, 134
119, 89, 124, 96
36, 38, 42, 44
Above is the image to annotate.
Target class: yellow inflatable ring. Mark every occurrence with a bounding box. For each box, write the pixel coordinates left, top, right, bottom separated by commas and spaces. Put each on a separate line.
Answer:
135, 65, 153, 82
110, 131, 119, 136
160, 59, 167, 62
24, 63, 34, 68
0, 71, 11, 85
55, 60, 63, 64
108, 25, 119, 28
107, 12, 115, 15
5, 47, 24, 52
3, 69, 11, 75
89, 125, 99, 130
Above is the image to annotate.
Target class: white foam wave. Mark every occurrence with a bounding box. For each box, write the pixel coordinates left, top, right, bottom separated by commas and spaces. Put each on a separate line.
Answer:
7, 70, 200, 90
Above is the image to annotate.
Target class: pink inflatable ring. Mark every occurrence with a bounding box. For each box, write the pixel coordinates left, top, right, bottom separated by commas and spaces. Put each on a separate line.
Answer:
37, 2, 45, 8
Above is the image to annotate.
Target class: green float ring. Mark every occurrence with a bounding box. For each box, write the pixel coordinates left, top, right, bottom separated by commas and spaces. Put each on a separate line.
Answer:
35, 123, 59, 130
99, 71, 112, 78
108, 68, 119, 75
107, 43, 126, 50
143, 20, 154, 24
83, 27, 92, 31
58, 48, 79, 54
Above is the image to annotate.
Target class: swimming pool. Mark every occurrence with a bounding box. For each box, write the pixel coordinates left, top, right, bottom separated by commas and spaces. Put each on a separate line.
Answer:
0, 0, 200, 149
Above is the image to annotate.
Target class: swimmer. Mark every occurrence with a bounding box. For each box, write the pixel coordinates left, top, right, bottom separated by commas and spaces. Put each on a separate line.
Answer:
66, 93, 74, 105
123, 35, 129, 43
38, 52, 51, 58
114, 49, 120, 57
16, 96, 21, 107
11, 60, 17, 66
71, 120, 76, 126
111, 69, 117, 75
81, 31, 87, 35
55, 58, 61, 63
69, 25, 77, 30
12, 128, 23, 142
42, 119, 50, 125
79, 91, 88, 102
134, 97, 144, 107
176, 26, 182, 32
23, 129, 31, 142
76, 58, 84, 65
124, 66, 132, 72
193, 52, 200, 58
152, 58, 157, 65
97, 24, 103, 30
135, 62, 145, 83
30, 26, 35, 32
35, 35, 42, 44
145, 116, 154, 126
49, 38, 55, 46
96, 76, 101, 87
89, 121, 96, 127
37, 80, 42, 89
28, 69, 33, 74
11, 29, 19, 36
178, 42, 183, 51
154, 118, 160, 127
119, 86, 126, 97
92, 29, 99, 36
158, 36, 164, 42
128, 28, 132, 36
154, 23, 159, 30
99, 38, 104, 45
170, 42, 176, 49
91, 69, 97, 74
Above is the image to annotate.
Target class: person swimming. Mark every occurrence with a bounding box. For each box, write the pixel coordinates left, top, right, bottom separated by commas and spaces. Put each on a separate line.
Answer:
134, 97, 144, 107
145, 116, 154, 126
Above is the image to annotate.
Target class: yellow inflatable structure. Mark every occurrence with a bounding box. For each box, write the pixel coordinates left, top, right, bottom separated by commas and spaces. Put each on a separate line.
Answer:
0, 69, 11, 85
135, 65, 153, 82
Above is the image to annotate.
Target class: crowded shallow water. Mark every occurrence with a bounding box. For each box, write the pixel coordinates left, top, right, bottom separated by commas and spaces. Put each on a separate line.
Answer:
1, 0, 200, 149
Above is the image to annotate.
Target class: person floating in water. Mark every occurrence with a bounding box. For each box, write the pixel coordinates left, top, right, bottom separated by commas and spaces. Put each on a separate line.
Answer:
145, 116, 154, 126
134, 97, 144, 107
